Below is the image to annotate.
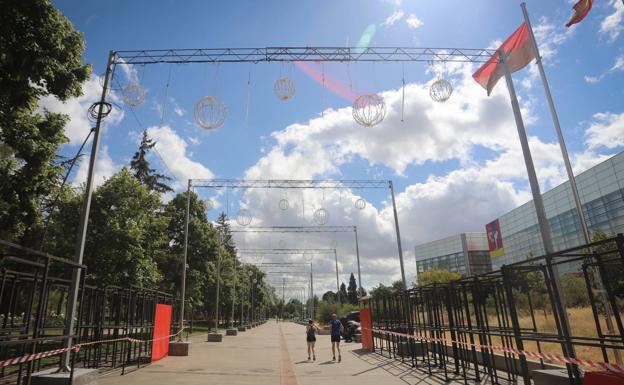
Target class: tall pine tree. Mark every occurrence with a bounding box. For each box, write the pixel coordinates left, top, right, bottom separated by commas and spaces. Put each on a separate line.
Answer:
130, 130, 173, 193
347, 273, 358, 304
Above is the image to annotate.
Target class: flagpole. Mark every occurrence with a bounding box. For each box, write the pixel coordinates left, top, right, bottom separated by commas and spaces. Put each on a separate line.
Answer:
500, 50, 583, 384
521, 2, 623, 366
499, 49, 554, 255
520, 2, 590, 245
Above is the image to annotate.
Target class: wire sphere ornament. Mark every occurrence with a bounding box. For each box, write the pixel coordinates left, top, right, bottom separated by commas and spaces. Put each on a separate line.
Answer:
278, 198, 290, 211
274, 77, 295, 101
252, 278, 258, 284
122, 83, 145, 107
352, 94, 386, 127
313, 208, 329, 225
429, 78, 453, 103
204, 199, 214, 211
354, 198, 366, 210
236, 209, 253, 226
194, 96, 228, 130
303, 252, 313, 262
278, 239, 287, 248
252, 254, 263, 263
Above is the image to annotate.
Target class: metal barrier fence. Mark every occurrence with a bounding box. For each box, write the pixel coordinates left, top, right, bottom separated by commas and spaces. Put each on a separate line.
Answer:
0, 240, 176, 385
367, 234, 624, 385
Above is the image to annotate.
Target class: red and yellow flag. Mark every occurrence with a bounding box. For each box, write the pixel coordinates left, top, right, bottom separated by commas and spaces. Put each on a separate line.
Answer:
566, 0, 593, 27
472, 23, 535, 96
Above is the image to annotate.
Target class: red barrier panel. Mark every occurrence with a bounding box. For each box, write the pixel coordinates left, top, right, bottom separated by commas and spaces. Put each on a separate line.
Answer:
360, 308, 373, 352
585, 371, 624, 385
152, 304, 172, 361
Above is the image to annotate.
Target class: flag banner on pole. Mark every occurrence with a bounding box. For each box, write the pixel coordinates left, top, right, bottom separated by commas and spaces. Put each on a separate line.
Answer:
472, 23, 535, 96
566, 0, 593, 27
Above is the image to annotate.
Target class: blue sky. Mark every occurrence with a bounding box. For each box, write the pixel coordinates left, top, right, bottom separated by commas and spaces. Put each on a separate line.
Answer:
48, 0, 624, 293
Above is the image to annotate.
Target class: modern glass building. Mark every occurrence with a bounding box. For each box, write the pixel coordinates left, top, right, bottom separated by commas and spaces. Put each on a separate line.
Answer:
489, 151, 624, 270
415, 233, 492, 277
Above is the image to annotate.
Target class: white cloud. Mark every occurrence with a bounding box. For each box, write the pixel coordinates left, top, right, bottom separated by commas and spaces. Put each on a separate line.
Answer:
73, 145, 119, 188
147, 125, 214, 190
600, 0, 624, 42
116, 57, 139, 83
405, 14, 424, 29
585, 112, 624, 150
233, 62, 622, 293
381, 10, 404, 27
37, 76, 124, 146
584, 54, 624, 83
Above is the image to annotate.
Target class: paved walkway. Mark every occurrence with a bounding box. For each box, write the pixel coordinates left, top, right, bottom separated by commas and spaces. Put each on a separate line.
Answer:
98, 321, 443, 385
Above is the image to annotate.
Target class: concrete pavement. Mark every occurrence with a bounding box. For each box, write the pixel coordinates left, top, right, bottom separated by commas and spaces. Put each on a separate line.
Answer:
98, 320, 444, 385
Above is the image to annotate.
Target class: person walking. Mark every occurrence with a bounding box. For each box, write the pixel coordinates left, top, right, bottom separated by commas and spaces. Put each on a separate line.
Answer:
329, 313, 344, 362
306, 319, 319, 361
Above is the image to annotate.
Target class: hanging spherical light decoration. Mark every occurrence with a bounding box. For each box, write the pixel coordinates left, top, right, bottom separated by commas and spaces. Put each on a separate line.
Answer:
204, 199, 214, 211
313, 208, 329, 225
278, 239, 287, 248
194, 96, 228, 130
122, 83, 145, 107
354, 198, 366, 210
252, 277, 258, 284
303, 252, 313, 262
236, 209, 253, 226
274, 77, 295, 101
429, 78, 453, 103
278, 198, 290, 211
252, 254, 263, 263
352, 94, 386, 127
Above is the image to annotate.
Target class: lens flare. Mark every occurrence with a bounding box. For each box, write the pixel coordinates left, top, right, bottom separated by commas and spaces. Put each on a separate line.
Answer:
356, 24, 376, 53
294, 61, 358, 102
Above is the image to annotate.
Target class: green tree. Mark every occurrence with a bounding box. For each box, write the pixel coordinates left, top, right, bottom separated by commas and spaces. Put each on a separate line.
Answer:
339, 282, 348, 303
162, 191, 219, 315
369, 283, 394, 298
130, 130, 172, 193
347, 273, 358, 304
322, 291, 336, 302
417, 269, 461, 286
0, 0, 91, 242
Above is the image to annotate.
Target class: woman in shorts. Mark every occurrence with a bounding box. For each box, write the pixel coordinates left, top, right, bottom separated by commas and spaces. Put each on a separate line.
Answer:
306, 319, 319, 361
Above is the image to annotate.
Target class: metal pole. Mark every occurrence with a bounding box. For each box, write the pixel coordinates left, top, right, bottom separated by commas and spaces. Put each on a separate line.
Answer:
389, 180, 407, 288
520, 3, 590, 244
334, 248, 341, 304
214, 231, 222, 332
62, 50, 115, 369
499, 50, 554, 254
354, 226, 363, 295
522, 2, 620, 364
230, 258, 236, 328
501, 48, 576, 362
179, 180, 191, 341
282, 277, 285, 320
310, 262, 314, 320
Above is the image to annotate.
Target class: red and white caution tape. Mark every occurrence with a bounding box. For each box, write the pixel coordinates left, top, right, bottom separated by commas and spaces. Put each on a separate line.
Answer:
0, 328, 185, 368
366, 327, 624, 374
0, 346, 80, 368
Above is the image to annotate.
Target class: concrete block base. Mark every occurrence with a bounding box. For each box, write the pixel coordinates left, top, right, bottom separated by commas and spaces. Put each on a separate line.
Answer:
169, 341, 190, 356
226, 328, 238, 336
532, 369, 578, 385
207, 332, 223, 342
31, 368, 98, 385
237, 326, 246, 332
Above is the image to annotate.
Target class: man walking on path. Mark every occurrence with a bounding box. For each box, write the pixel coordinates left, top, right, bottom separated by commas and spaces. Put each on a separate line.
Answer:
329, 313, 344, 362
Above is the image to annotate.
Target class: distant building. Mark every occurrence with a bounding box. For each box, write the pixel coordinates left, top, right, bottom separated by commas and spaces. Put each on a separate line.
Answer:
415, 233, 492, 277
487, 151, 624, 270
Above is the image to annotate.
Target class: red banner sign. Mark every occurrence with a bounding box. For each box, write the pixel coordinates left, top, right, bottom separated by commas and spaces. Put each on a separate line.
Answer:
152, 304, 172, 361
485, 219, 504, 258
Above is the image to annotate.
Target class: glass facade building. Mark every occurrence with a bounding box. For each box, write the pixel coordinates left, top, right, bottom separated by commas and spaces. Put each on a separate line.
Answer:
415, 233, 492, 277
490, 151, 624, 270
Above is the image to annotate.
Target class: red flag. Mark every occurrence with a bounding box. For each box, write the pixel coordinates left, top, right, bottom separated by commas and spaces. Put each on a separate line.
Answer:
472, 23, 535, 96
566, 0, 592, 27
